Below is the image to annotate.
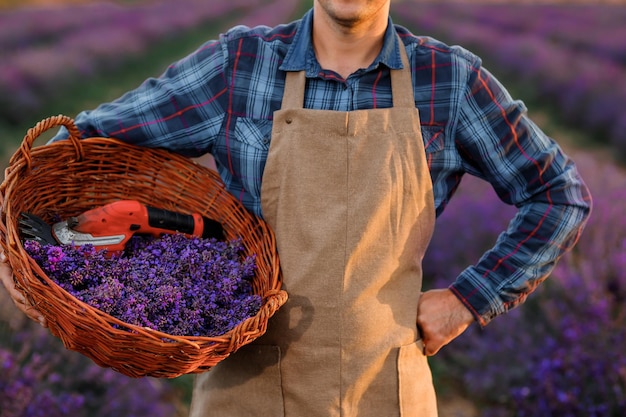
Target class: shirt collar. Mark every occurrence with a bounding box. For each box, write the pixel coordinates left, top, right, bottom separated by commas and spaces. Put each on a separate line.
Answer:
280, 8, 404, 76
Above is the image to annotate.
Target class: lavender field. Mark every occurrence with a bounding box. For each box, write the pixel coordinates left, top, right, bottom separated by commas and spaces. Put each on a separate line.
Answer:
393, 2, 626, 158
0, 0, 283, 125
1, 1, 625, 416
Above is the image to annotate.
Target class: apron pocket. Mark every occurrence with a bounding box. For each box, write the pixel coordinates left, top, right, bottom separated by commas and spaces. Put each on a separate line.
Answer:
397, 340, 438, 417
189, 344, 284, 417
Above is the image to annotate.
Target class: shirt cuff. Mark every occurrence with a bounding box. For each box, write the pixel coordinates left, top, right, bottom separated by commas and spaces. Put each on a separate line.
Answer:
448, 266, 506, 327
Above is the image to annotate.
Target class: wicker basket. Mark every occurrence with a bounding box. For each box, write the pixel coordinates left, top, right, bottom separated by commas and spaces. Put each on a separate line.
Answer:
0, 115, 287, 378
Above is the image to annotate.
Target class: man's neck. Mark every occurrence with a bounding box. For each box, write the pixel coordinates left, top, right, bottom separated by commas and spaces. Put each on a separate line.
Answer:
312, 3, 389, 79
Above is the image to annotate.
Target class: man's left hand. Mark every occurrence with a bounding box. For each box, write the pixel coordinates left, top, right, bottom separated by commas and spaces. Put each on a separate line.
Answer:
416, 289, 475, 356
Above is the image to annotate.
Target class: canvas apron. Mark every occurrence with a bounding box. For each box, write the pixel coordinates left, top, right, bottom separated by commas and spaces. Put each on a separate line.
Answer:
189, 43, 437, 417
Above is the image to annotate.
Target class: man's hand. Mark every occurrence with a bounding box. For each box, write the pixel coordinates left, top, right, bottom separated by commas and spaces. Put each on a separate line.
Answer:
0, 249, 47, 327
416, 288, 474, 356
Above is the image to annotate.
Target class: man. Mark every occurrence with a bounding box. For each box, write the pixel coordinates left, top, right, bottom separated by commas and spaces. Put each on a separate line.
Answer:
1, 1, 591, 415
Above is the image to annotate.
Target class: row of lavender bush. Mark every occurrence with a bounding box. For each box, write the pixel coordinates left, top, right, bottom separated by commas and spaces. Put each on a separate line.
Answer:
418, 3, 626, 65
0, 314, 179, 417
424, 150, 625, 416
393, 3, 626, 156
0, 0, 266, 125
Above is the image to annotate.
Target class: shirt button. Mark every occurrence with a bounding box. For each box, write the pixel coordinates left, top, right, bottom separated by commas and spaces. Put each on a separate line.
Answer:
286, 118, 293, 124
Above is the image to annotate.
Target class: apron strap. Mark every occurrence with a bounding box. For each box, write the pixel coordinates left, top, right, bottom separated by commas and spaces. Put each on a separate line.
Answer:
281, 34, 414, 110
391, 35, 415, 108
281, 71, 306, 110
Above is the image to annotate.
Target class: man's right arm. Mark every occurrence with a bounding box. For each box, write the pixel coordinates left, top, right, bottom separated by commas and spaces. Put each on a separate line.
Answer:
49, 37, 229, 157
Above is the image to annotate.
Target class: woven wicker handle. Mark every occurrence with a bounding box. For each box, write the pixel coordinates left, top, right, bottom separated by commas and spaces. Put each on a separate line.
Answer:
18, 115, 84, 171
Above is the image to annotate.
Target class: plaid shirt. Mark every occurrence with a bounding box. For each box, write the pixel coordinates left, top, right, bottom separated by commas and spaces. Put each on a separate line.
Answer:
54, 9, 591, 325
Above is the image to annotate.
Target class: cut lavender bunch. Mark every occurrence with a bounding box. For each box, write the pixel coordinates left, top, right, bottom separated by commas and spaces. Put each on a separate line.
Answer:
24, 234, 261, 338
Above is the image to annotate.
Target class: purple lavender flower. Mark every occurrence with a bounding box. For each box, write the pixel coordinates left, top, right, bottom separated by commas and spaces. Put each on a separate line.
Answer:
24, 234, 260, 337
0, 323, 178, 417
0, 349, 85, 417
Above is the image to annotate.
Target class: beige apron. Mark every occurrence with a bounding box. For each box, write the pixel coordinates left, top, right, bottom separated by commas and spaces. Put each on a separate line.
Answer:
189, 42, 437, 417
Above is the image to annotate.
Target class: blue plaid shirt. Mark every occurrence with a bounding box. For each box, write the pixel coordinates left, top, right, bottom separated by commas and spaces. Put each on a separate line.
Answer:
53, 9, 591, 325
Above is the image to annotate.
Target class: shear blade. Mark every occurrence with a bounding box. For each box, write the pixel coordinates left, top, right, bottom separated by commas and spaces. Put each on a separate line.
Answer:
19, 213, 59, 246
